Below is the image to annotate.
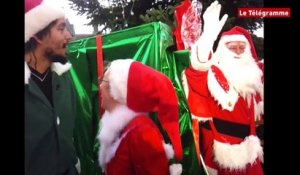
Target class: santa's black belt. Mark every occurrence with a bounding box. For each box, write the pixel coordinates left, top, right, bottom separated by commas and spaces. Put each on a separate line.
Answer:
201, 118, 250, 139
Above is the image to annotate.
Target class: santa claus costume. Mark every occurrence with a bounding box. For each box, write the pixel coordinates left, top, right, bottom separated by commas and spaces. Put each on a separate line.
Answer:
98, 59, 183, 175
182, 26, 264, 175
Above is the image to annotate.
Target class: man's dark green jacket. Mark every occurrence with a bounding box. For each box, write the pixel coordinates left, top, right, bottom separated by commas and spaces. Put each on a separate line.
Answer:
25, 62, 77, 175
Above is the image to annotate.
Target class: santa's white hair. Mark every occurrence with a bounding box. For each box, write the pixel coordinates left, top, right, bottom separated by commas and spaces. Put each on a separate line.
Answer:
214, 39, 263, 106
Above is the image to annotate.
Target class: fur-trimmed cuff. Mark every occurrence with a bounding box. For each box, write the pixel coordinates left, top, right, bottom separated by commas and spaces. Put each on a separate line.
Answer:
190, 50, 215, 71
190, 35, 216, 71
213, 135, 263, 170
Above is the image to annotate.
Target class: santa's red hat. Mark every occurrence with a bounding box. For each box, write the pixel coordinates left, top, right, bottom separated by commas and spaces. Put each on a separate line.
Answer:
218, 26, 258, 61
108, 59, 183, 161
25, 0, 65, 43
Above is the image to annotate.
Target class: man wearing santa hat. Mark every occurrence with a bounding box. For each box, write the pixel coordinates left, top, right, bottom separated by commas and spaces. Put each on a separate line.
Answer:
98, 59, 183, 175
182, 1, 264, 174
25, 0, 78, 175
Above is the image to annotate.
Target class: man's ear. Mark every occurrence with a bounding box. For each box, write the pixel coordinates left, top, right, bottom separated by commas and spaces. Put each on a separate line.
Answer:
32, 36, 42, 44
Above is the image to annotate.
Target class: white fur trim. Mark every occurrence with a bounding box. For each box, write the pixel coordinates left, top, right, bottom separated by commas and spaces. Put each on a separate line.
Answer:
98, 105, 141, 170
254, 101, 264, 121
169, 163, 182, 175
181, 70, 189, 99
207, 67, 238, 111
213, 135, 264, 170
163, 142, 175, 160
51, 62, 72, 75
25, 2, 65, 42
24, 62, 71, 85
219, 34, 248, 45
25, 61, 31, 84
109, 59, 133, 104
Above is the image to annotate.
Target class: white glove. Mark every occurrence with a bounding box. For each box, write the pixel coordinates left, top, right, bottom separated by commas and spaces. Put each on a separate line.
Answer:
190, 1, 228, 71
202, 0, 228, 41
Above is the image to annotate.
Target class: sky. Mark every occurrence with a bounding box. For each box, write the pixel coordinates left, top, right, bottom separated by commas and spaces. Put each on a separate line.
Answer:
44, 0, 94, 34
44, 0, 264, 37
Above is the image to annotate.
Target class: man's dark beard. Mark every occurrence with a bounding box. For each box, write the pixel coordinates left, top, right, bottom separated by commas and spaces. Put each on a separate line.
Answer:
45, 48, 67, 64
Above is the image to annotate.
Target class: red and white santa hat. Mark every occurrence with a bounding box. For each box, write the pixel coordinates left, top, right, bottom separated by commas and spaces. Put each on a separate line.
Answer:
217, 26, 258, 61
108, 59, 183, 161
25, 0, 65, 43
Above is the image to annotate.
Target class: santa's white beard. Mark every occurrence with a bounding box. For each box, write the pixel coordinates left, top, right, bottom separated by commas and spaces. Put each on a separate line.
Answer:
214, 46, 263, 104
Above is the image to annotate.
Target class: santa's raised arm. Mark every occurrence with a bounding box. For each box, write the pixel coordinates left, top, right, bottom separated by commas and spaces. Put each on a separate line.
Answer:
190, 0, 228, 71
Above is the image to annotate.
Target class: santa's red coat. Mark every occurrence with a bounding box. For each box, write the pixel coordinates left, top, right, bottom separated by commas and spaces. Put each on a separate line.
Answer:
105, 115, 170, 175
184, 67, 264, 175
